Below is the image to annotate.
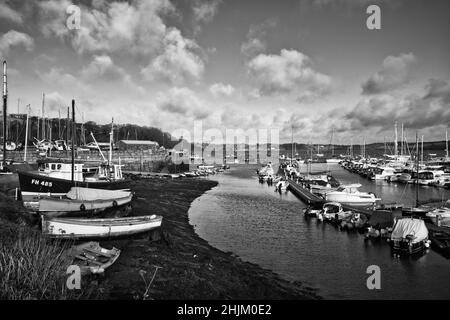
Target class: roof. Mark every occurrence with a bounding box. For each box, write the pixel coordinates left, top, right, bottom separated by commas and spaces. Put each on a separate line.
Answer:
118, 140, 159, 145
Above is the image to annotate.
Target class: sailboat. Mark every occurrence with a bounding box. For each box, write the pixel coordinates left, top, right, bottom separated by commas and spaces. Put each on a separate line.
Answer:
326, 128, 341, 164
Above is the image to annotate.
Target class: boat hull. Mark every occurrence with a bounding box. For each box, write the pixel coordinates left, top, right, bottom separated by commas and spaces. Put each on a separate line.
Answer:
42, 215, 163, 239
38, 194, 133, 217
18, 170, 129, 200
325, 194, 377, 207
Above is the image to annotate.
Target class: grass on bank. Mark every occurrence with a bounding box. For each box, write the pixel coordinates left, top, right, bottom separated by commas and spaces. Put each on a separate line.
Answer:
0, 192, 85, 300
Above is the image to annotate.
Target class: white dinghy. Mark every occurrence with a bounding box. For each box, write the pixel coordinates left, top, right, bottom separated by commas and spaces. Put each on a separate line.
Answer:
41, 214, 163, 239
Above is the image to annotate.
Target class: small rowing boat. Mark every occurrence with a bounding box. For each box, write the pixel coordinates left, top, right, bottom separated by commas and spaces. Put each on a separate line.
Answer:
67, 242, 121, 275
42, 214, 163, 239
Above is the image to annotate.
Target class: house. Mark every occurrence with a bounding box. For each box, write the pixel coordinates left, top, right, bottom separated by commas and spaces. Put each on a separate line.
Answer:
117, 140, 159, 151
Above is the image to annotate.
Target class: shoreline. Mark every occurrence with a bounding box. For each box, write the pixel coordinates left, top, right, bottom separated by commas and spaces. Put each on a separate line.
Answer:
0, 173, 319, 299
99, 176, 320, 300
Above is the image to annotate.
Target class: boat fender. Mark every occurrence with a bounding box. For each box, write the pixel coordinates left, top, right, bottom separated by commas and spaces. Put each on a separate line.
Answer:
80, 204, 86, 211
113, 200, 118, 207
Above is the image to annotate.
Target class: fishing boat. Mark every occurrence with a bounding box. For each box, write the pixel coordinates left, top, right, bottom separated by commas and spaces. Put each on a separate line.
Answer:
67, 242, 120, 275
390, 218, 430, 255
42, 214, 163, 239
426, 200, 450, 227
37, 187, 133, 217
18, 159, 127, 201
325, 184, 380, 207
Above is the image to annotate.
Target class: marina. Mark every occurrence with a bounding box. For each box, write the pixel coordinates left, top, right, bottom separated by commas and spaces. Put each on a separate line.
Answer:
189, 164, 450, 299
0, 0, 449, 306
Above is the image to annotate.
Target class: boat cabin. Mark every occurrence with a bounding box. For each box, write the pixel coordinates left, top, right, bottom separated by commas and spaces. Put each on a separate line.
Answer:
39, 162, 84, 181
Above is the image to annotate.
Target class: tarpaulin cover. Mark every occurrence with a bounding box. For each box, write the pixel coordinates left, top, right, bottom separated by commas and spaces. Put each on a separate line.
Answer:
391, 218, 428, 243
67, 187, 131, 201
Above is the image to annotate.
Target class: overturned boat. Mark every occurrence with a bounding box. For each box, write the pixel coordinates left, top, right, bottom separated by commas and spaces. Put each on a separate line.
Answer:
37, 187, 133, 217
42, 214, 163, 239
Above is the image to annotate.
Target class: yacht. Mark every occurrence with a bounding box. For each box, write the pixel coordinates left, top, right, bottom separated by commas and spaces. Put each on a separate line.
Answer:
325, 184, 380, 207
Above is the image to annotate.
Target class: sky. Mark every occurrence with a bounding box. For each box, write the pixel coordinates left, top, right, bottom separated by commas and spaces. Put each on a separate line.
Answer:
0, 0, 449, 144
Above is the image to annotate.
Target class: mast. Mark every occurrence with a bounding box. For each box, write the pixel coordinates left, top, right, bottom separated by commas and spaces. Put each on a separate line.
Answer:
446, 129, 448, 159
291, 124, 293, 163
66, 106, 69, 156
421, 135, 424, 163
24, 105, 29, 162
415, 131, 419, 208
41, 93, 45, 140
394, 121, 398, 157
2, 61, 7, 166
109, 117, 113, 165
58, 108, 61, 140
401, 123, 404, 156
71, 100, 75, 184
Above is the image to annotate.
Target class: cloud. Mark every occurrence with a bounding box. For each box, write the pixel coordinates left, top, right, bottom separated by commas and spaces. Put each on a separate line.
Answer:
344, 79, 450, 131
241, 18, 277, 57
209, 83, 235, 97
81, 55, 127, 81
0, 30, 34, 57
44, 92, 68, 113
361, 53, 417, 95
0, 1, 24, 24
156, 87, 209, 120
193, 0, 221, 25
37, 0, 175, 56
247, 49, 332, 101
141, 28, 205, 84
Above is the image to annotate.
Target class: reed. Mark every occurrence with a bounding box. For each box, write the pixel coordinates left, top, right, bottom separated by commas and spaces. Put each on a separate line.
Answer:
0, 227, 79, 300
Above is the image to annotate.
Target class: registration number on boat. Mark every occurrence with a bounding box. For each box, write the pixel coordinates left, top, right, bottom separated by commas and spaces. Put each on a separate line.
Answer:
31, 179, 53, 187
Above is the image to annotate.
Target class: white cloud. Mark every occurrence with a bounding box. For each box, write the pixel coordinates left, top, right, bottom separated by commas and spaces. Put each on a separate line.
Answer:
247, 49, 332, 101
141, 28, 205, 85
156, 87, 209, 120
0, 30, 34, 57
209, 83, 235, 97
37, 0, 175, 56
362, 53, 417, 95
0, 1, 23, 24
81, 55, 127, 81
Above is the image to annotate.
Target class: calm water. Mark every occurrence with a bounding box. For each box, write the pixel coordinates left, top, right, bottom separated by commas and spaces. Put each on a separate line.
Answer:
189, 164, 450, 299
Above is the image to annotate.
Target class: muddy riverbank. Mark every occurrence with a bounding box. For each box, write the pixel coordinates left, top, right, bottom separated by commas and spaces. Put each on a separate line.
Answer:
98, 176, 319, 299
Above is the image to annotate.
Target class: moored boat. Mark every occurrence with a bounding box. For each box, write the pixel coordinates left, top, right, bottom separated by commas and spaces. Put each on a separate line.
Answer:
37, 187, 133, 217
325, 184, 380, 207
18, 159, 128, 205
390, 218, 430, 255
426, 200, 450, 227
41, 214, 163, 239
